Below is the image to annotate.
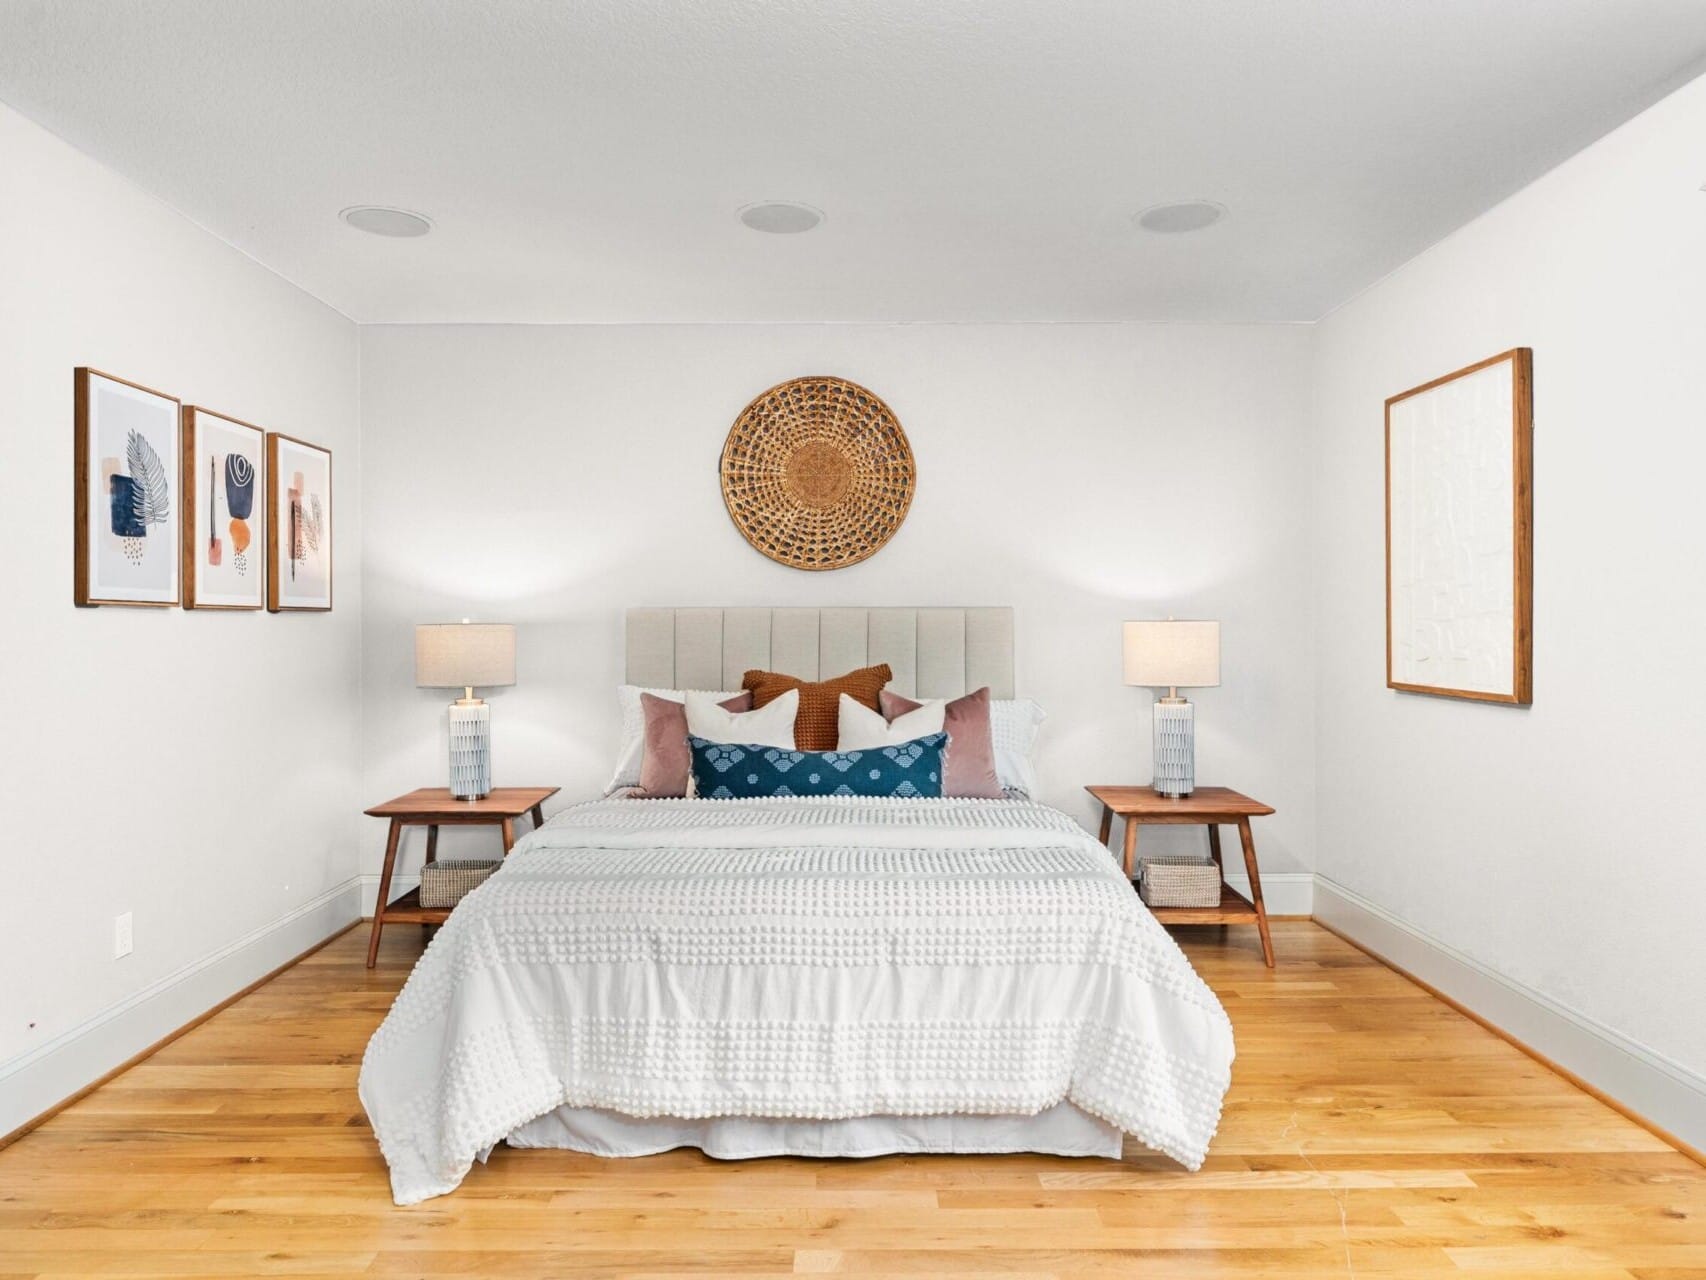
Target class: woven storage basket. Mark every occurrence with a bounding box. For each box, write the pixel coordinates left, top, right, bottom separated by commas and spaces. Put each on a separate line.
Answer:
720, 375, 916, 571
1138, 857, 1222, 909
419, 859, 502, 909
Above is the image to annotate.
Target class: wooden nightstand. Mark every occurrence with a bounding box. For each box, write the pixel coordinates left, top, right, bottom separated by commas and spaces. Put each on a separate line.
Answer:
1086, 785, 1277, 967
363, 786, 559, 968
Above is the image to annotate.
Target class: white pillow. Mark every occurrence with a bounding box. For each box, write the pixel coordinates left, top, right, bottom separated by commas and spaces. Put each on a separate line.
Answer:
990, 698, 1046, 798
836, 692, 946, 750
685, 688, 799, 748
607, 684, 744, 795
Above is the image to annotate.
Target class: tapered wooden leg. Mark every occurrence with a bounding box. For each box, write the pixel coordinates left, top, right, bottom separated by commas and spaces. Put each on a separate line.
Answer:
530, 803, 545, 830
1097, 804, 1112, 848
418, 825, 439, 935
500, 817, 516, 854
1236, 817, 1275, 968
1122, 817, 1139, 879
1207, 823, 1223, 870
367, 819, 402, 969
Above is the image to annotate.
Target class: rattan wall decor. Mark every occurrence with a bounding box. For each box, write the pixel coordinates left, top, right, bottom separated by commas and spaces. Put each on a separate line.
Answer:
719, 375, 916, 571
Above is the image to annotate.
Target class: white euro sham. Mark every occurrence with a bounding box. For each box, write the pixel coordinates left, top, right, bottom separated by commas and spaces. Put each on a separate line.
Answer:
836, 691, 946, 748
606, 684, 744, 794
990, 697, 1046, 797
684, 687, 798, 747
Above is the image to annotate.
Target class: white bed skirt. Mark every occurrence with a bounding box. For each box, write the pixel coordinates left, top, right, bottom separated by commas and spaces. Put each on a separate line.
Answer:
500, 1101, 1125, 1161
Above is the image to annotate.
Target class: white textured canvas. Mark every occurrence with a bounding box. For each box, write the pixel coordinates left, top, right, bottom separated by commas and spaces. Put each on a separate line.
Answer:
1387, 359, 1517, 697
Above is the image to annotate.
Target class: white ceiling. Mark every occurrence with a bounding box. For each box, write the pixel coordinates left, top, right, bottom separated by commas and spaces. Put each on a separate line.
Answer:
3, 0, 1705, 324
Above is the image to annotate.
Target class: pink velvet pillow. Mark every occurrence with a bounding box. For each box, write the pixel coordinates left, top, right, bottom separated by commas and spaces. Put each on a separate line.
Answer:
879, 686, 1003, 798
637, 691, 752, 796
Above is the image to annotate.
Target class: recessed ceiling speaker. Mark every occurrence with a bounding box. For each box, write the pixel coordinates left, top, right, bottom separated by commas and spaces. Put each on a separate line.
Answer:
340, 206, 434, 237
1135, 201, 1228, 234
738, 201, 824, 234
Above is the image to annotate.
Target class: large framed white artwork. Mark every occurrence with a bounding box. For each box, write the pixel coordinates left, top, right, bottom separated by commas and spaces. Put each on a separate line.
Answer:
183, 406, 266, 610
74, 368, 182, 607
1386, 348, 1532, 704
266, 432, 333, 612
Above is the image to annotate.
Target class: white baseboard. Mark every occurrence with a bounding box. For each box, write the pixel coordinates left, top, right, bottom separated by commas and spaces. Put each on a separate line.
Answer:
1225, 871, 1313, 916
359, 871, 417, 917
1313, 875, 1706, 1155
0, 877, 363, 1140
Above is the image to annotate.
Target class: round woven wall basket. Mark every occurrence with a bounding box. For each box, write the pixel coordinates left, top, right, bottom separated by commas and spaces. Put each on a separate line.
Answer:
719, 376, 916, 571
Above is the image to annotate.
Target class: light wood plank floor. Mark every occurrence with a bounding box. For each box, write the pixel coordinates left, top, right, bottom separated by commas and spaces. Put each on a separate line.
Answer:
2, 922, 1701, 1278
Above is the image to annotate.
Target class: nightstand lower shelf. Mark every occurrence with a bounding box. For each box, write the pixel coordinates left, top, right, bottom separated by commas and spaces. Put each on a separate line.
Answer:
1143, 880, 1260, 925
374, 887, 450, 926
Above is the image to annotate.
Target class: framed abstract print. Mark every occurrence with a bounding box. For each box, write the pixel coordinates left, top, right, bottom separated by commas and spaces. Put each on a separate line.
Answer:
1386, 348, 1533, 704
182, 406, 266, 610
74, 368, 182, 607
266, 433, 333, 612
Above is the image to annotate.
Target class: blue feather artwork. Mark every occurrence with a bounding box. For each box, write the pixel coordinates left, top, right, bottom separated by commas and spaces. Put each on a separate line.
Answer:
80, 370, 179, 605
107, 428, 169, 564
124, 428, 170, 528
108, 474, 144, 538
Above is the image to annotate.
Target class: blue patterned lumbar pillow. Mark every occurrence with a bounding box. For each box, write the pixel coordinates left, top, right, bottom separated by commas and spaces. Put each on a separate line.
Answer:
687, 732, 948, 800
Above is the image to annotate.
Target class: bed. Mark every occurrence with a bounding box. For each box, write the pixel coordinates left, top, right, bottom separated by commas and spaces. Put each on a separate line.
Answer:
360, 607, 1235, 1205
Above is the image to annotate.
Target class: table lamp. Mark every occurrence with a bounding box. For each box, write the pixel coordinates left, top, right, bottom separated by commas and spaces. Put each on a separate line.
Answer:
415, 621, 516, 800
1123, 619, 1220, 798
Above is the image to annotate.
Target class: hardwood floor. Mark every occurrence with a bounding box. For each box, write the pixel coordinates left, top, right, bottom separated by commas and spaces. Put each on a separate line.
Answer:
2, 921, 1702, 1278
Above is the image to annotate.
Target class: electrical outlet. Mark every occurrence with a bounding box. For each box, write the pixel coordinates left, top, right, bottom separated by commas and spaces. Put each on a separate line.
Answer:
114, 912, 133, 959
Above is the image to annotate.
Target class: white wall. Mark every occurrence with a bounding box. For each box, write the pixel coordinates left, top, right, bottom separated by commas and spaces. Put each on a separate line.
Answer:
7, 53, 1701, 1156
1311, 75, 1706, 1139
0, 106, 363, 1131
359, 323, 1317, 901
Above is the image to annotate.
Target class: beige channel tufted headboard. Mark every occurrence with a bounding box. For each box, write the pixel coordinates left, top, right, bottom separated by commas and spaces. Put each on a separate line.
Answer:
625, 607, 1014, 700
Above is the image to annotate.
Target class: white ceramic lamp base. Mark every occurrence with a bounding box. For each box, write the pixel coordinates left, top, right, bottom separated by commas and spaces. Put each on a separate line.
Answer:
1152, 698, 1195, 798
448, 701, 492, 800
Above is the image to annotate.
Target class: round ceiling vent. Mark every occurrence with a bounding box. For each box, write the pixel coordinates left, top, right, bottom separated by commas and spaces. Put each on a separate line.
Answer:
738, 201, 824, 234
1134, 200, 1228, 234
340, 206, 434, 238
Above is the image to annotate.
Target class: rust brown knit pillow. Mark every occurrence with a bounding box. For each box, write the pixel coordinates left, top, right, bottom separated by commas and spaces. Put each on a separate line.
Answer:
742, 663, 892, 751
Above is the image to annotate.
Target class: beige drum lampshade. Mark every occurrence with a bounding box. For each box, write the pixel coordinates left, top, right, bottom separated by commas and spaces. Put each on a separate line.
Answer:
416, 623, 516, 690
1123, 620, 1220, 689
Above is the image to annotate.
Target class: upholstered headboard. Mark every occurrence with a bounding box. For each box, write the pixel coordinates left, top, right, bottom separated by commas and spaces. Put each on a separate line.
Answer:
626, 607, 1014, 700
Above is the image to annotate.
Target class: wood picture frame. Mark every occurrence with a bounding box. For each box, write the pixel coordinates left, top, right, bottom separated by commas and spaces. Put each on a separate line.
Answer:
182, 406, 266, 610
74, 367, 182, 607
1385, 348, 1533, 704
265, 432, 333, 612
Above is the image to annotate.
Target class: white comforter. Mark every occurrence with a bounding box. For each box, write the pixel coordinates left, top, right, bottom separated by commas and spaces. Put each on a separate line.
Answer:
359, 796, 1235, 1204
